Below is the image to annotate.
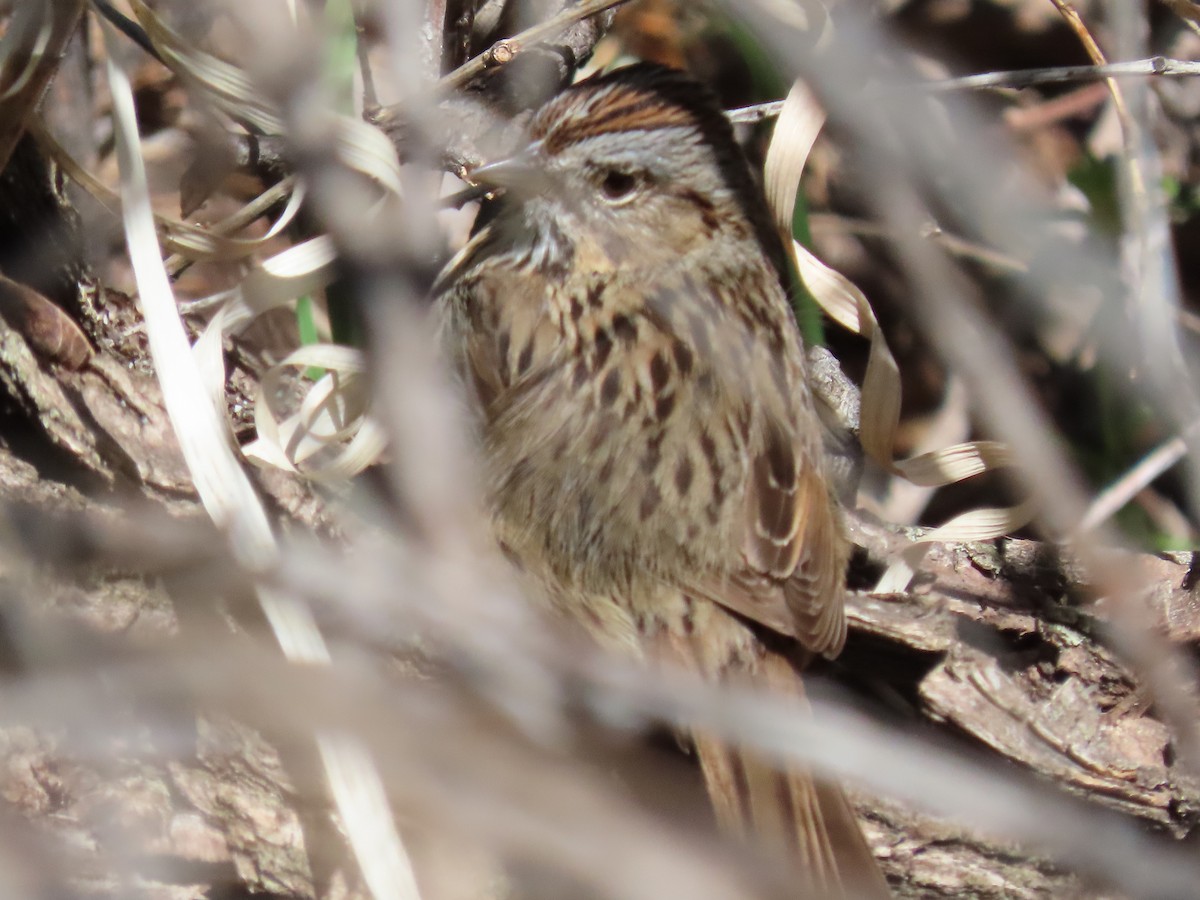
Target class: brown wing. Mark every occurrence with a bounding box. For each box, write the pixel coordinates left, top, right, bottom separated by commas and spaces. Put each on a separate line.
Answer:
740, 414, 848, 657
672, 323, 848, 658
678, 414, 848, 658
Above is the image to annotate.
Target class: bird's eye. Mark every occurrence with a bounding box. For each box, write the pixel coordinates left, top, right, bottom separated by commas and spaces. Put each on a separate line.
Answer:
599, 169, 638, 202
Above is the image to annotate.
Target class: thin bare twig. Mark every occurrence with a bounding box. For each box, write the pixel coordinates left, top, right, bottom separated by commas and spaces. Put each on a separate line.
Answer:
423, 0, 450, 79
355, 12, 380, 111
727, 57, 1200, 126
924, 55, 1200, 91
1081, 434, 1191, 532
373, 0, 629, 125
438, 0, 628, 90
808, 214, 1028, 274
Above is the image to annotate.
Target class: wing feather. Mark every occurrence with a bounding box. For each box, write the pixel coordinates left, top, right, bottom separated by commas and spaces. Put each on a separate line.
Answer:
683, 268, 849, 657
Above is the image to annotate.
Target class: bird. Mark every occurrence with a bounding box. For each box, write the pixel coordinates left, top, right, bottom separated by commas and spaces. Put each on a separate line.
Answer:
433, 61, 890, 898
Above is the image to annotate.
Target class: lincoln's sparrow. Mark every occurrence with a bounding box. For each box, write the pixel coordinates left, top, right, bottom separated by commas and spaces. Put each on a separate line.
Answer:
435, 63, 889, 897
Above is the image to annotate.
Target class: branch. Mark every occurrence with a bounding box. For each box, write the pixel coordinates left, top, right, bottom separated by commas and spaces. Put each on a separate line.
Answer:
373, 0, 628, 127
727, 56, 1200, 126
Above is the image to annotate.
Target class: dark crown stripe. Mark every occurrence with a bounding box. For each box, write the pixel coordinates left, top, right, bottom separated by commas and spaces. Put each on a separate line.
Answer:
563, 102, 692, 143
539, 89, 693, 151
588, 98, 693, 133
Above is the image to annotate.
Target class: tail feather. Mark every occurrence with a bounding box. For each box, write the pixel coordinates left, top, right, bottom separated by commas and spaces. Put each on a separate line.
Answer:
694, 732, 889, 898
691, 647, 890, 898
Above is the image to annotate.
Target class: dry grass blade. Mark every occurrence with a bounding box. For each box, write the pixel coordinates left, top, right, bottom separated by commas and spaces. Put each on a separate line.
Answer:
188, 233, 387, 479
166, 176, 302, 276
0, 0, 85, 171
192, 234, 339, 412
127, 0, 404, 195
762, 80, 823, 235
129, 0, 285, 134
102, 24, 420, 900
34, 118, 304, 263
105, 31, 277, 570
245, 345, 385, 480
1050, 1, 1128, 100
762, 79, 1033, 590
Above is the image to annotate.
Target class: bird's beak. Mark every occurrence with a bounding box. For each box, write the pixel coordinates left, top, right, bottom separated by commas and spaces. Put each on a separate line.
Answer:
468, 141, 547, 195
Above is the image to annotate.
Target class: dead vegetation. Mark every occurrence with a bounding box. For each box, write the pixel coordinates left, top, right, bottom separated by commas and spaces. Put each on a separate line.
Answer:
1, 1, 1200, 897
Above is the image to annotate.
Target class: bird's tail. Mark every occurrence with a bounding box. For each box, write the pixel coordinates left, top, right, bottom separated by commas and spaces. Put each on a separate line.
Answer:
692, 650, 891, 899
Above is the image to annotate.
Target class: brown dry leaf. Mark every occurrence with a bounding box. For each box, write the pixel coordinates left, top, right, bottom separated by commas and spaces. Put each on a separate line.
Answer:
0, 273, 93, 370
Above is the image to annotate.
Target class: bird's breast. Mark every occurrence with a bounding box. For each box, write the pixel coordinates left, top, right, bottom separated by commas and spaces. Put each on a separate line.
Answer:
482, 268, 753, 598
